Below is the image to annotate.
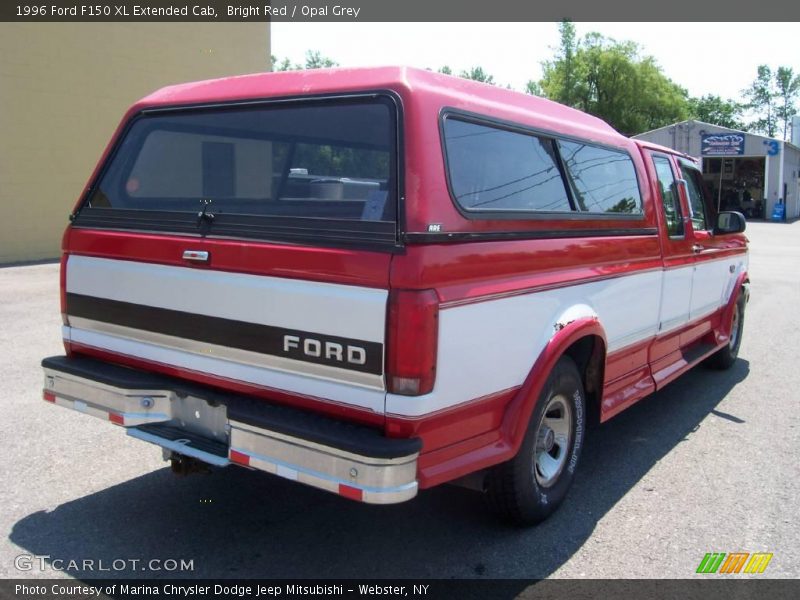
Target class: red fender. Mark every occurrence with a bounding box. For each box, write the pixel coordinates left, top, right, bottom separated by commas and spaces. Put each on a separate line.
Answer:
501, 316, 607, 455
716, 271, 749, 346
416, 317, 607, 488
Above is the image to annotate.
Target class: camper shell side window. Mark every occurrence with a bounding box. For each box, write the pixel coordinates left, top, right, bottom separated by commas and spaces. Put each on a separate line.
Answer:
440, 110, 645, 223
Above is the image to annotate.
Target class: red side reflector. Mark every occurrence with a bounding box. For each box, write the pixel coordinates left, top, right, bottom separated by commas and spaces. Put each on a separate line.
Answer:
386, 289, 439, 396
229, 449, 251, 466
43, 391, 56, 403
108, 412, 124, 426
338, 484, 364, 501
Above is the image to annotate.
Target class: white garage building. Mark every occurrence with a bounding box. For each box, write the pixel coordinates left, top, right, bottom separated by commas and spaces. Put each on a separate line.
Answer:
634, 119, 800, 221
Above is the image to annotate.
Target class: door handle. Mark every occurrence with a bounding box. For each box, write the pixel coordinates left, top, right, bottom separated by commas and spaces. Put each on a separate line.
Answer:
692, 244, 704, 254
182, 250, 209, 263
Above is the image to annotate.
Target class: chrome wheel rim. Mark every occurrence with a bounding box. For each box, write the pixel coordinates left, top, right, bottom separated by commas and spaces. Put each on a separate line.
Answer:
729, 303, 740, 350
533, 394, 572, 488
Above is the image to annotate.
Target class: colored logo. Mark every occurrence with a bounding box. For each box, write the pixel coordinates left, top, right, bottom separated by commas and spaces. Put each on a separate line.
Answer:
696, 552, 773, 574
701, 133, 745, 156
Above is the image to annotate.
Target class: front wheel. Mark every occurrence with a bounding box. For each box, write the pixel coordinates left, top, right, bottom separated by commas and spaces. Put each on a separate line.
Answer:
485, 356, 586, 526
706, 291, 746, 370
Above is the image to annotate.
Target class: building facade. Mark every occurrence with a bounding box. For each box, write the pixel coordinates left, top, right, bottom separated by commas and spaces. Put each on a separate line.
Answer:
0, 23, 270, 263
634, 120, 800, 222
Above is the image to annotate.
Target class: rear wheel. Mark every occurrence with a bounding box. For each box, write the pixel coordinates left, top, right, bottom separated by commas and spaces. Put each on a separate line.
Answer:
706, 291, 746, 370
485, 356, 586, 526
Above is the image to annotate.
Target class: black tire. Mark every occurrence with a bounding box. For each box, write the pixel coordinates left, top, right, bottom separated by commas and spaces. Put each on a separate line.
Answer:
485, 356, 586, 526
706, 291, 746, 370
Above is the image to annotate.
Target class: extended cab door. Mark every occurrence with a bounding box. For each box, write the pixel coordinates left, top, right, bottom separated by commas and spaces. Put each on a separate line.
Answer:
647, 152, 694, 336
644, 150, 698, 384
677, 159, 743, 329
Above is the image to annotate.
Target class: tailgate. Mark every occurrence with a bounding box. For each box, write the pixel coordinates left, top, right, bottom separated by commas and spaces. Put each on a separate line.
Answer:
64, 253, 388, 413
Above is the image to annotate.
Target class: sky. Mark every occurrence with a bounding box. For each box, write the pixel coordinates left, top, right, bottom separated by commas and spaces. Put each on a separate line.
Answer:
271, 22, 800, 101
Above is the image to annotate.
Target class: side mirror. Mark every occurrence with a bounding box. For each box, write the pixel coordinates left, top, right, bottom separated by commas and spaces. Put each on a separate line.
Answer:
715, 211, 746, 235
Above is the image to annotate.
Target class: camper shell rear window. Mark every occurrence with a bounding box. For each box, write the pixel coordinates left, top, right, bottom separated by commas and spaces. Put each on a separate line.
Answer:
73, 95, 400, 249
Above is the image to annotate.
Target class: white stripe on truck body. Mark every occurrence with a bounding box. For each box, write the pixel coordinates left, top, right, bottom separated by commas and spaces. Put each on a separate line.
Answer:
66, 254, 742, 418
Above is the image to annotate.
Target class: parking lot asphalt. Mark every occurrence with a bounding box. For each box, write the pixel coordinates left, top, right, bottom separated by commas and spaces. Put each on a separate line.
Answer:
1, 221, 798, 581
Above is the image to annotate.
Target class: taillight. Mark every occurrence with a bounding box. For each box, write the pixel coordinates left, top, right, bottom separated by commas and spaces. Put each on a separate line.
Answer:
386, 289, 439, 396
60, 253, 73, 356
59, 253, 68, 325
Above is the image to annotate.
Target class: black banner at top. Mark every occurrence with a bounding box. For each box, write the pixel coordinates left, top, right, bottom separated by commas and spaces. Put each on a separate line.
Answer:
2, 0, 800, 21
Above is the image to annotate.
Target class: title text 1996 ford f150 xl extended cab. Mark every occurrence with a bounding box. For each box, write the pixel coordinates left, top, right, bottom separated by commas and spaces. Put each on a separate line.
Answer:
41, 67, 748, 525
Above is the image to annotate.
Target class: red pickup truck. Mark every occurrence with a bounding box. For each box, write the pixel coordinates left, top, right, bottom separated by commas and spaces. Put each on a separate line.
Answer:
41, 67, 748, 525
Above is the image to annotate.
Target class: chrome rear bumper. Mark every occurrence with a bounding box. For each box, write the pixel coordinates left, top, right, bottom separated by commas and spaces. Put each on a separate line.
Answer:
42, 356, 420, 504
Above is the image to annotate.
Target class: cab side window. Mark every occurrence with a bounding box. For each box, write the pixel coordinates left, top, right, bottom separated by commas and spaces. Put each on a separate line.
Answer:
679, 160, 711, 231
652, 156, 683, 237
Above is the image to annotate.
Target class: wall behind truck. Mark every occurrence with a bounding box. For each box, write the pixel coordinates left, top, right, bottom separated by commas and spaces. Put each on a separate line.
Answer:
765, 142, 800, 221
782, 144, 800, 220
0, 23, 270, 264
635, 121, 772, 162
765, 151, 781, 217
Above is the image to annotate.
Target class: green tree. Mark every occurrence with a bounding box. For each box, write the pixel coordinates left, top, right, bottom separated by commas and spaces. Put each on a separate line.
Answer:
270, 50, 338, 72
459, 66, 495, 84
439, 65, 505, 87
270, 55, 294, 72
687, 95, 745, 130
304, 50, 338, 69
537, 31, 688, 135
774, 66, 800, 140
743, 65, 778, 137
541, 20, 579, 105
525, 80, 543, 96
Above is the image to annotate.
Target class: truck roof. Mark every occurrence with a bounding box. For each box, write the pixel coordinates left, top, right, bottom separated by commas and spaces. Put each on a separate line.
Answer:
133, 66, 627, 148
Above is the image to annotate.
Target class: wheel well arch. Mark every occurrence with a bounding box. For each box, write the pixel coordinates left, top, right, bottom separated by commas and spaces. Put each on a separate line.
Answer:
502, 318, 607, 453
562, 334, 606, 426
